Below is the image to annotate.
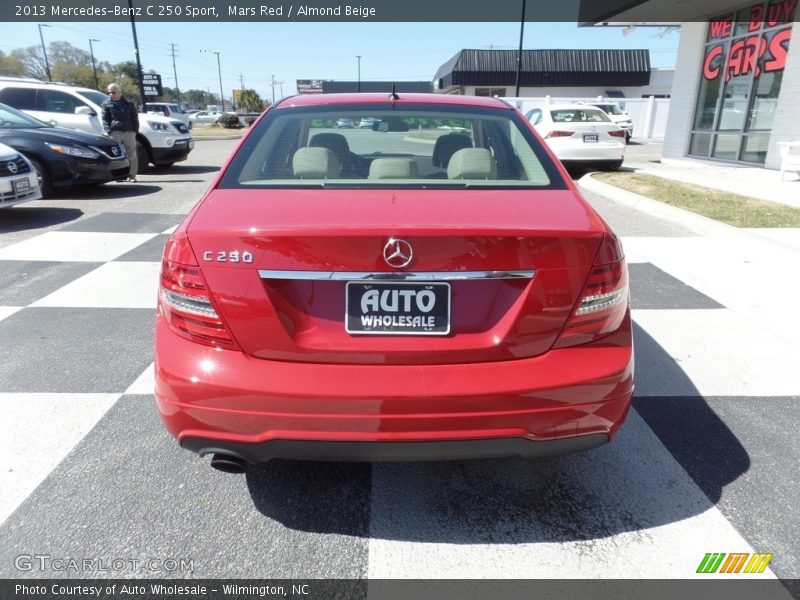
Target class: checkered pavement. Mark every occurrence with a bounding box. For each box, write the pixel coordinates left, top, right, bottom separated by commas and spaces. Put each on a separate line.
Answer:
0, 210, 797, 582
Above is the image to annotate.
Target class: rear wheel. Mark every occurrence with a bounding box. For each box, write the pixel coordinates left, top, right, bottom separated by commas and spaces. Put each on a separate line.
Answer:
27, 157, 53, 197
136, 141, 150, 172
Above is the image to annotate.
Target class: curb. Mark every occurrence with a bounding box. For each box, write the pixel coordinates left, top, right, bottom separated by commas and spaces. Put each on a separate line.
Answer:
578, 172, 800, 254
578, 172, 736, 237
192, 135, 244, 141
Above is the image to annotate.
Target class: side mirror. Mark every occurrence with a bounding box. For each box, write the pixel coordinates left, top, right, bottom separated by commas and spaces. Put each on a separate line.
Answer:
48, 119, 59, 127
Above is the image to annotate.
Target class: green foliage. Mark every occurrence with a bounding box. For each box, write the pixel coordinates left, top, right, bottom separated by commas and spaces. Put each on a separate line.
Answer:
236, 89, 263, 112
217, 113, 241, 128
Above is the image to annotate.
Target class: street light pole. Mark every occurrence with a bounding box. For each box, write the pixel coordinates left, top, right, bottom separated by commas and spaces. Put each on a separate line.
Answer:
89, 38, 100, 90
356, 55, 361, 93
37, 24, 52, 81
127, 0, 147, 111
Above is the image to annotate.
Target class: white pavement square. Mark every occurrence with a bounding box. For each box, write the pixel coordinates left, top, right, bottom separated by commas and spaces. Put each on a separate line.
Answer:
633, 309, 800, 397
367, 411, 774, 579
0, 393, 120, 526
0, 232, 156, 263
31, 262, 161, 309
125, 363, 155, 395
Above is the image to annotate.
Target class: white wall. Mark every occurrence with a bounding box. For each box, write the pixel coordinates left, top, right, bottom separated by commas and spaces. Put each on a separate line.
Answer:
662, 23, 706, 160
767, 21, 800, 170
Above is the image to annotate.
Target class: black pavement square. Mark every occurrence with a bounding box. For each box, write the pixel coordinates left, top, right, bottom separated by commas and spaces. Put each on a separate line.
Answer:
0, 307, 155, 393
59, 213, 182, 234
0, 395, 371, 578
0, 261, 101, 306
629, 263, 724, 310
115, 234, 169, 262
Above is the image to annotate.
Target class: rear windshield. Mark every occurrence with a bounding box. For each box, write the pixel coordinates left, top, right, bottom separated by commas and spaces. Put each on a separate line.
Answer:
219, 102, 565, 189
551, 108, 611, 123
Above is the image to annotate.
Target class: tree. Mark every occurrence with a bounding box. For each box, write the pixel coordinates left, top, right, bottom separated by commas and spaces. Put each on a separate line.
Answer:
237, 89, 263, 112
11, 46, 47, 79
0, 51, 25, 77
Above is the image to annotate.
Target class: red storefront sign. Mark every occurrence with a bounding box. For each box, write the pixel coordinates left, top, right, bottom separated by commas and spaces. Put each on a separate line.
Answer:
702, 0, 795, 81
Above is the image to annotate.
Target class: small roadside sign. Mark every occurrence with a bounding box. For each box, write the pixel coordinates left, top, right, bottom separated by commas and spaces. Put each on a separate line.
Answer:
142, 73, 163, 97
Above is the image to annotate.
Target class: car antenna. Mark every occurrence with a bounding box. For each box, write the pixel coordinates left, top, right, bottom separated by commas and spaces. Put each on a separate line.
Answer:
389, 85, 399, 101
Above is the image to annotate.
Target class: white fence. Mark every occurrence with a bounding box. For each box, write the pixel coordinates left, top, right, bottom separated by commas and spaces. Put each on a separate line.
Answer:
502, 96, 671, 140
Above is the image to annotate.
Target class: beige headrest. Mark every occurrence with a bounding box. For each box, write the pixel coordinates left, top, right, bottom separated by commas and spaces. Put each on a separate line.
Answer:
368, 158, 419, 179
292, 147, 341, 179
447, 148, 497, 180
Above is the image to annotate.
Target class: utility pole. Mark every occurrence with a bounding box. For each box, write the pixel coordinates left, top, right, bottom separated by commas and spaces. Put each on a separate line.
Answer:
37, 24, 52, 81
170, 43, 181, 106
356, 55, 361, 93
127, 0, 147, 111
514, 0, 527, 97
89, 38, 100, 90
270, 74, 276, 104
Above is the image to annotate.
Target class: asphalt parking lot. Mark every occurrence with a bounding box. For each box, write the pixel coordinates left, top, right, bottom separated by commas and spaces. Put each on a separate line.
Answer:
0, 138, 797, 595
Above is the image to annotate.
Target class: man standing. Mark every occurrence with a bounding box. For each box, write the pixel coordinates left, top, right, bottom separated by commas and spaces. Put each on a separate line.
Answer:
102, 83, 139, 182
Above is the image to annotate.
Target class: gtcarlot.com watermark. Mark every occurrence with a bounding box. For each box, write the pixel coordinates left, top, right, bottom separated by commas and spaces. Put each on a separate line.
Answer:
15, 554, 194, 573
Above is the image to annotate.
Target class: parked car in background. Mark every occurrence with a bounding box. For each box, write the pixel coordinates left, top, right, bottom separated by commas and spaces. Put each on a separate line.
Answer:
154, 92, 633, 472
0, 140, 41, 208
584, 102, 633, 143
359, 116, 377, 129
0, 102, 129, 197
0, 78, 193, 169
526, 104, 626, 171
189, 110, 222, 124
145, 102, 192, 129
335, 117, 355, 128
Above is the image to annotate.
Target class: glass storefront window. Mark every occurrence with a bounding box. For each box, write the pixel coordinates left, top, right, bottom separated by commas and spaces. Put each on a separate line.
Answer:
690, 0, 795, 164
689, 133, 713, 156
741, 135, 770, 162
712, 134, 741, 160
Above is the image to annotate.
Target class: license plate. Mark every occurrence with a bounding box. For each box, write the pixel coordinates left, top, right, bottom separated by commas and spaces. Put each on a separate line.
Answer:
583, 134, 599, 143
12, 178, 30, 194
346, 281, 450, 335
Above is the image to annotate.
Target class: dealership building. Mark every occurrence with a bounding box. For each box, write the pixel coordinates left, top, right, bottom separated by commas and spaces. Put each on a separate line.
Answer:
585, 0, 799, 169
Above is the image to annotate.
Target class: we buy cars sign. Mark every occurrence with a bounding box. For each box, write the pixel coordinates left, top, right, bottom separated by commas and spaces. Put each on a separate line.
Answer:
142, 74, 163, 97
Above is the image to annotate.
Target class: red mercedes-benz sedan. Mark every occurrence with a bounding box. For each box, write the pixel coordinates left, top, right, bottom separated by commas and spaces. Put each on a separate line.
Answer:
154, 93, 633, 473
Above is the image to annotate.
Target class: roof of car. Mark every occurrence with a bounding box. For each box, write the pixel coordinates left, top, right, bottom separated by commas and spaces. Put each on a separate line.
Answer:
274, 93, 513, 110
545, 104, 607, 111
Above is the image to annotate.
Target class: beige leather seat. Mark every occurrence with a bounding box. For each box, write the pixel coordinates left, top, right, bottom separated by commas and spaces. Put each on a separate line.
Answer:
292, 147, 341, 179
432, 134, 472, 169
447, 148, 497, 180
368, 158, 419, 179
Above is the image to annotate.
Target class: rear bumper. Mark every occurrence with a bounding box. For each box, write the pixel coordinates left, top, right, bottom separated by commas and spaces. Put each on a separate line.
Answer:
155, 313, 634, 463
182, 434, 609, 463
552, 142, 625, 162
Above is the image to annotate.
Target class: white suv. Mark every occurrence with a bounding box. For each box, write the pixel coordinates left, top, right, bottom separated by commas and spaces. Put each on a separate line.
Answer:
0, 78, 194, 168
144, 102, 192, 129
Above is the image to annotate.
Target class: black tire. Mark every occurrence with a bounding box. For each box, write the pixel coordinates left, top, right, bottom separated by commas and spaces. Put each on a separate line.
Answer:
625, 132, 632, 144
603, 160, 623, 171
135, 141, 150, 173
27, 157, 53, 198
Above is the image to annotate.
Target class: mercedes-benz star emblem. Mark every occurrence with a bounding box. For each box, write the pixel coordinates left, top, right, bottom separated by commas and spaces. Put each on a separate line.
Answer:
7, 161, 18, 174
383, 238, 413, 269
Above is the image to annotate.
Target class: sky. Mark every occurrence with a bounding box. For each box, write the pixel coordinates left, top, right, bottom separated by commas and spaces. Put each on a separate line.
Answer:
0, 20, 680, 104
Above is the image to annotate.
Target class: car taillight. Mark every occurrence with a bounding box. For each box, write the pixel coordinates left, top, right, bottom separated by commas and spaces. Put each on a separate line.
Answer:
608, 130, 626, 138
158, 234, 239, 349
554, 233, 629, 349
545, 130, 574, 138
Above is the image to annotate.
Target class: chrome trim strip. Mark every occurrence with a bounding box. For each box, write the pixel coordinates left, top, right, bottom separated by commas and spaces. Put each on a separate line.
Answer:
259, 270, 535, 281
